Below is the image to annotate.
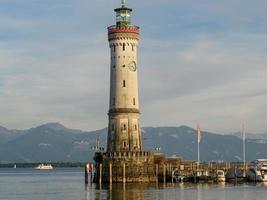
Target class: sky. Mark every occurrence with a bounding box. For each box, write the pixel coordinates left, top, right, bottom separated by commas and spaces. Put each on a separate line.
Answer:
0, 0, 267, 133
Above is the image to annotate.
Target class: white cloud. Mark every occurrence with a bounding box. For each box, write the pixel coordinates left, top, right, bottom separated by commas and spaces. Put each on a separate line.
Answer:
139, 36, 267, 133
0, 0, 267, 133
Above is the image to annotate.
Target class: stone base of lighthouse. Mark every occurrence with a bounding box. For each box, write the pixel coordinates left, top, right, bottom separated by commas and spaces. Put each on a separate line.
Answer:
94, 151, 157, 183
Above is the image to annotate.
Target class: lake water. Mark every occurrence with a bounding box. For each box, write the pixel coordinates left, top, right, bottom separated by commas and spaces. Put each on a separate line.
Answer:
0, 168, 267, 200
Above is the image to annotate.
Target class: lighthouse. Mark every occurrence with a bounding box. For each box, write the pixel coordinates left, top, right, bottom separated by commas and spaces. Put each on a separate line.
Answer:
107, 0, 142, 153
93, 1, 157, 183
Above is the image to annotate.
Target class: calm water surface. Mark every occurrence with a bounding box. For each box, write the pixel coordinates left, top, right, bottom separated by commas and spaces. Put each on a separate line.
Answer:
0, 168, 267, 200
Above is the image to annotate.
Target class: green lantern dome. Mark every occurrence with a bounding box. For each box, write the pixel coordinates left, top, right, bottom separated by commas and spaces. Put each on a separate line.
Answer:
114, 0, 132, 27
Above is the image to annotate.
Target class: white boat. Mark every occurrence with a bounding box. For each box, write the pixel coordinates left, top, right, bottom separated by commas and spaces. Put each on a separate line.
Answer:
247, 159, 267, 182
216, 170, 226, 182
35, 164, 53, 170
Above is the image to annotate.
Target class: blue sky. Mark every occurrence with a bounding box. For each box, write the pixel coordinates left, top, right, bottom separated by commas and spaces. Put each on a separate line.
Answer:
0, 0, 267, 133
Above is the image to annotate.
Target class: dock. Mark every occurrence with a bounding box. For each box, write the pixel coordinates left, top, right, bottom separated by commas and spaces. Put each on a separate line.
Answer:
85, 153, 253, 184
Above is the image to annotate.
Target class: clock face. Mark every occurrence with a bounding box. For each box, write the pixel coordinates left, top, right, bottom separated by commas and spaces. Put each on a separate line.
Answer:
128, 61, 137, 72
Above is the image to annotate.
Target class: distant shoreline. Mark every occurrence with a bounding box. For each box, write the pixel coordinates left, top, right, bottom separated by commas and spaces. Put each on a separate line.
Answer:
0, 162, 87, 168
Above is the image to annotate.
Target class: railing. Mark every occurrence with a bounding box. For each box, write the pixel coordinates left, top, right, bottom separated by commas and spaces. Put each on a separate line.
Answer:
108, 25, 140, 34
107, 151, 152, 158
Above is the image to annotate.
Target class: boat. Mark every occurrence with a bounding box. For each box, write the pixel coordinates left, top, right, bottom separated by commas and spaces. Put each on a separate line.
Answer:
216, 170, 226, 182
247, 159, 267, 182
34, 164, 53, 170
13, 164, 17, 169
226, 167, 246, 182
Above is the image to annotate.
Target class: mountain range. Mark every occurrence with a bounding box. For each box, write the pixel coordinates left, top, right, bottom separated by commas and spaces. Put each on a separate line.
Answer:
0, 123, 266, 163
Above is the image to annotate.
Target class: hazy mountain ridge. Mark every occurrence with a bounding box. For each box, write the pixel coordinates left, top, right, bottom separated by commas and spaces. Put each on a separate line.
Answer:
233, 131, 267, 141
0, 123, 266, 163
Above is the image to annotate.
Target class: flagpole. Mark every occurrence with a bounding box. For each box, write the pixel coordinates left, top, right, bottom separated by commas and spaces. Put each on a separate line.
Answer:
198, 139, 200, 164
197, 125, 200, 174
242, 123, 246, 177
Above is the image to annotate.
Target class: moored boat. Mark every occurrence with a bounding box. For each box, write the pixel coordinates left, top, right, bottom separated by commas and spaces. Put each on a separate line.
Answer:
247, 159, 267, 182
216, 170, 226, 182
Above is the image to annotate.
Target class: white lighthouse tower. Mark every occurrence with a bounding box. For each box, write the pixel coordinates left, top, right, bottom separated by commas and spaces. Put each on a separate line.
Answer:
107, 0, 142, 152
94, 1, 157, 183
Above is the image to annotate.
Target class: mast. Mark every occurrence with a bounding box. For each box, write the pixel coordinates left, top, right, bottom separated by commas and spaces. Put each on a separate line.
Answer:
198, 137, 200, 164
242, 123, 246, 176
197, 125, 201, 172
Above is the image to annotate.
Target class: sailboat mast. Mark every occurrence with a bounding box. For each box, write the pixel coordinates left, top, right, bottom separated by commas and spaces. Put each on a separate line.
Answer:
197, 125, 201, 167
198, 139, 200, 164
242, 123, 246, 175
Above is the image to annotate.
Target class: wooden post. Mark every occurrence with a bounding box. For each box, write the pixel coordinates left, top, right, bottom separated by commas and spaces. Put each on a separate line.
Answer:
84, 163, 89, 184
156, 164, 159, 182
90, 163, 94, 183
123, 163, 126, 183
234, 165, 237, 184
163, 164, 166, 184
109, 163, 112, 183
99, 163, 102, 184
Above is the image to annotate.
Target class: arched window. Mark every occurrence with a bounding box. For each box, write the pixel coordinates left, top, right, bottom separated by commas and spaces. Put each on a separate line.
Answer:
123, 43, 126, 51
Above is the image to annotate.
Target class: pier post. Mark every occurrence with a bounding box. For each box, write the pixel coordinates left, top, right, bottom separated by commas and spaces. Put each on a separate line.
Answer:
99, 163, 102, 184
156, 164, 159, 183
84, 163, 89, 184
234, 165, 237, 184
90, 164, 94, 183
109, 163, 112, 183
123, 163, 126, 183
163, 164, 166, 184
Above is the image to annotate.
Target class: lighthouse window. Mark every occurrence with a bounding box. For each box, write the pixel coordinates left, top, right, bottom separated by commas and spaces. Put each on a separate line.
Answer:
122, 65, 125, 68
123, 80, 126, 87
123, 43, 126, 51
123, 124, 127, 130
111, 124, 115, 131
113, 65, 115, 69
134, 124, 137, 130
133, 98, 136, 105
123, 141, 127, 147
132, 45, 134, 51
113, 45, 116, 52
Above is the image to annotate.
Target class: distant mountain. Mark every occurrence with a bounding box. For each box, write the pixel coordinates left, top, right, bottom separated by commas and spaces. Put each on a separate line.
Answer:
142, 126, 267, 162
234, 131, 267, 141
0, 123, 107, 163
0, 123, 267, 163
0, 126, 26, 145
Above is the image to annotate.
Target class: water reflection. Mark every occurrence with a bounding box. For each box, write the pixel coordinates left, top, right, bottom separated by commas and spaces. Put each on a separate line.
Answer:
85, 182, 267, 200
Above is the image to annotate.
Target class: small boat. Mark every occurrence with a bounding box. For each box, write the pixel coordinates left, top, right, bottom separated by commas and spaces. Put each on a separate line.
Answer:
35, 164, 53, 170
247, 159, 267, 182
13, 164, 17, 169
216, 170, 226, 182
226, 167, 246, 182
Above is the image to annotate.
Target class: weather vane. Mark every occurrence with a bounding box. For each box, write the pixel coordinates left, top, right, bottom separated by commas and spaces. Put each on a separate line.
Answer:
121, 0, 126, 6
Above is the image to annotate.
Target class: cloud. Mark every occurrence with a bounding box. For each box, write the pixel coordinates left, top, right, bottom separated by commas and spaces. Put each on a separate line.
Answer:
0, 0, 267, 133
139, 35, 267, 133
